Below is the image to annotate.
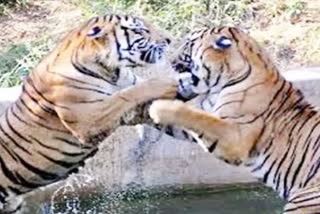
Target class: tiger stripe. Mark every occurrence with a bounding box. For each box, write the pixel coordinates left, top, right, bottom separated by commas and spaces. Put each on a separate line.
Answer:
150, 26, 320, 213
0, 14, 175, 213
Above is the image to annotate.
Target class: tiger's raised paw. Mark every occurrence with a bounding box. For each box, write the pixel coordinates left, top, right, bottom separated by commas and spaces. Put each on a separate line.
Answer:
146, 78, 178, 99
149, 100, 185, 125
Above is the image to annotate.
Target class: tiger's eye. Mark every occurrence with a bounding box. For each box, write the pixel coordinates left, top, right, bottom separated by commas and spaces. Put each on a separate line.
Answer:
87, 26, 101, 37
214, 36, 232, 50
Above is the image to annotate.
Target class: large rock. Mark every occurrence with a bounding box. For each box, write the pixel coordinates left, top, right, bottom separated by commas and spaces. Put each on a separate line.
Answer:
1, 66, 320, 204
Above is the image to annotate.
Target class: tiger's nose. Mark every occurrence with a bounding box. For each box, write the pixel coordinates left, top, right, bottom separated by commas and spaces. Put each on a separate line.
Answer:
191, 74, 200, 86
164, 38, 171, 44
157, 38, 171, 49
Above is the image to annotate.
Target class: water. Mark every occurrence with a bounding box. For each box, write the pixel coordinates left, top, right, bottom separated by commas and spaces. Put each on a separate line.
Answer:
27, 185, 284, 214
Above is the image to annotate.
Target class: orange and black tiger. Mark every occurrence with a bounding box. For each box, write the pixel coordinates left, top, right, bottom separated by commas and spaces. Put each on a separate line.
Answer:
150, 26, 320, 213
0, 14, 177, 213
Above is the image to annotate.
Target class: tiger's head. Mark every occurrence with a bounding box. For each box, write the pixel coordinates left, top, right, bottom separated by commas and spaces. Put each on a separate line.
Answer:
50, 14, 171, 89
174, 27, 261, 101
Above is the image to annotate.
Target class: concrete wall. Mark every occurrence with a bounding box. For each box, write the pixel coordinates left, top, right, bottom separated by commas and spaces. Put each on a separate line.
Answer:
1, 66, 320, 202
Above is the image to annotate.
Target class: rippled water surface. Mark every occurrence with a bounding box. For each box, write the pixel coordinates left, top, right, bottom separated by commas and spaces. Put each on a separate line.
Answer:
28, 185, 284, 214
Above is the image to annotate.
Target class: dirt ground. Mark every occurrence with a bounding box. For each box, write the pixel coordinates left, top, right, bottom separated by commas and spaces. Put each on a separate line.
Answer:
0, 0, 82, 49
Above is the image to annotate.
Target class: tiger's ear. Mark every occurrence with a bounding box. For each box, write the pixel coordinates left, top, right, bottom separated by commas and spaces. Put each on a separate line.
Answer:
87, 26, 104, 38
213, 36, 232, 50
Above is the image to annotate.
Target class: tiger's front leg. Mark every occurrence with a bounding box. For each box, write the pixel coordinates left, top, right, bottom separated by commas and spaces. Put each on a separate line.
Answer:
283, 186, 320, 214
284, 202, 318, 214
55, 78, 177, 144
149, 99, 253, 165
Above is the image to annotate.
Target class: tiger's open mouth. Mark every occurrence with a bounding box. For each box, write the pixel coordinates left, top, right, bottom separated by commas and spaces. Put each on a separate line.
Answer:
172, 61, 198, 101
176, 72, 197, 101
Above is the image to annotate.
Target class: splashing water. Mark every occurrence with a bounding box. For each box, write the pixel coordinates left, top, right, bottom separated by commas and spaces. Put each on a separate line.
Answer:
48, 174, 96, 214
23, 125, 283, 214
35, 184, 284, 214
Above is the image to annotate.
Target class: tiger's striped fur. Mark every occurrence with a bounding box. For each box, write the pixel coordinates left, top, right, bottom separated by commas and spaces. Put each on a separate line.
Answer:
0, 14, 177, 213
150, 26, 320, 213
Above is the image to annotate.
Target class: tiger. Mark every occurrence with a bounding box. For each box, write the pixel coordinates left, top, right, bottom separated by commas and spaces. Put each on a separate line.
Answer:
0, 14, 178, 213
149, 26, 320, 213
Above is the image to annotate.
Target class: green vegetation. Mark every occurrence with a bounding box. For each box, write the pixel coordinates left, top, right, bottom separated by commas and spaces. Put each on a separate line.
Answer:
0, 0, 318, 87
0, 0, 29, 15
0, 39, 53, 87
74, 0, 252, 38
